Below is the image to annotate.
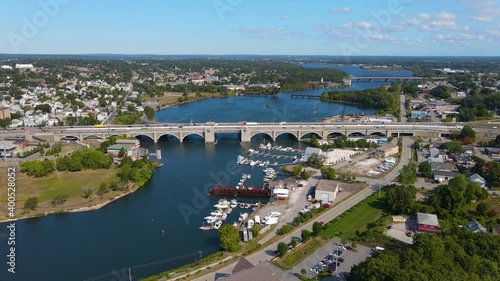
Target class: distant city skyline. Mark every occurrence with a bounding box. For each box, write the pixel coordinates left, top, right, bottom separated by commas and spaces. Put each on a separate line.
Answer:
1, 0, 499, 56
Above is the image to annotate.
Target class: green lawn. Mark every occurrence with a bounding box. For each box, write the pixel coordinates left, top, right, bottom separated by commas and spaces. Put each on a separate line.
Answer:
278, 238, 324, 269
320, 190, 387, 241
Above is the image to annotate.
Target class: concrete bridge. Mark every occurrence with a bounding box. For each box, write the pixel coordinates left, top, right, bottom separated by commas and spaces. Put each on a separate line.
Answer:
7, 122, 488, 144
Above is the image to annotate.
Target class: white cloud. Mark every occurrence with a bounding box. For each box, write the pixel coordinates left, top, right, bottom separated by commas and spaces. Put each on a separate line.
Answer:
417, 13, 431, 20
280, 16, 289, 20
330, 7, 351, 13
463, 0, 500, 22
436, 12, 455, 21
357, 22, 373, 29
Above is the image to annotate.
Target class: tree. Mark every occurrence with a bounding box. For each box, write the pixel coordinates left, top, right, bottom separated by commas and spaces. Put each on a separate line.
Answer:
24, 196, 39, 210
418, 162, 432, 178
312, 221, 323, 236
35, 104, 52, 113
440, 141, 464, 153
301, 269, 307, 276
300, 170, 311, 180
292, 165, 303, 176
251, 224, 260, 238
399, 164, 417, 184
321, 167, 336, 180
291, 238, 298, 249
82, 188, 94, 199
385, 184, 417, 214
459, 126, 476, 143
429, 85, 451, 99
118, 147, 126, 158
51, 195, 68, 207
144, 106, 155, 121
277, 242, 288, 257
476, 202, 491, 217
218, 225, 241, 252
306, 153, 324, 169
280, 224, 293, 235
301, 229, 311, 241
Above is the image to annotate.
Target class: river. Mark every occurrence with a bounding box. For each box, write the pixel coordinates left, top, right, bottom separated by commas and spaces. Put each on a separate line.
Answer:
0, 66, 411, 281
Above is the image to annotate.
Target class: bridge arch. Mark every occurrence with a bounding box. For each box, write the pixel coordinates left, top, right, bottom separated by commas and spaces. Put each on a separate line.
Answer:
326, 131, 346, 138
250, 132, 274, 141
157, 133, 181, 142
275, 132, 299, 140
182, 132, 205, 142
60, 135, 80, 141
368, 131, 387, 137
82, 134, 105, 140
134, 134, 155, 142
347, 132, 366, 137
299, 132, 323, 140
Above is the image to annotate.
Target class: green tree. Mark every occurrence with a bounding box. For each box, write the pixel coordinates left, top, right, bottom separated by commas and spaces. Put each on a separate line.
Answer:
312, 221, 323, 236
277, 242, 288, 257
118, 147, 126, 158
306, 153, 324, 169
385, 184, 417, 214
144, 106, 155, 121
300, 170, 311, 180
321, 167, 336, 180
291, 238, 298, 249
399, 164, 417, 184
459, 126, 476, 142
440, 141, 464, 153
251, 224, 260, 238
429, 85, 451, 99
301, 229, 311, 241
292, 165, 303, 176
476, 202, 491, 217
218, 225, 241, 252
82, 188, 94, 199
418, 161, 432, 178
280, 224, 293, 235
24, 196, 39, 210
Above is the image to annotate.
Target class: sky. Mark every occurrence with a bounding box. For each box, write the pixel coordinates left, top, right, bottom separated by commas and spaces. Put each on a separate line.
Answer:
0, 0, 499, 56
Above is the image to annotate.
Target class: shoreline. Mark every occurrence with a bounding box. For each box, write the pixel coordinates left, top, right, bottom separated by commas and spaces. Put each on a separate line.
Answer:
0, 183, 141, 224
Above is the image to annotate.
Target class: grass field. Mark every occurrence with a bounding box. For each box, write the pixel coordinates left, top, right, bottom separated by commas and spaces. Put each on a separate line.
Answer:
320, 190, 387, 241
279, 238, 324, 269
0, 167, 121, 220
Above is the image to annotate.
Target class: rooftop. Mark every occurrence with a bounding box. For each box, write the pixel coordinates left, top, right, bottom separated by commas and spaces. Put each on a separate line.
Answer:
316, 180, 341, 192
465, 220, 487, 233
417, 212, 440, 227
106, 144, 132, 151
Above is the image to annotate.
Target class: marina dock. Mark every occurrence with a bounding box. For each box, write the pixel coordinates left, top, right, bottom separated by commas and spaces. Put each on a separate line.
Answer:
208, 184, 272, 197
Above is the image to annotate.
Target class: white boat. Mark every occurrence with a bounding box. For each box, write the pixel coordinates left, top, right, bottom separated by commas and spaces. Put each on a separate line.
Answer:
238, 212, 249, 222
214, 203, 229, 209
239, 203, 245, 208
242, 174, 248, 179
199, 223, 213, 231
264, 217, 278, 225
269, 211, 281, 217
249, 160, 257, 166
210, 210, 224, 216
258, 162, 265, 167
221, 213, 228, 220
206, 218, 218, 224
254, 215, 261, 224
244, 204, 250, 208
233, 221, 239, 227
246, 174, 251, 179
213, 220, 222, 230
230, 200, 238, 208
247, 219, 254, 228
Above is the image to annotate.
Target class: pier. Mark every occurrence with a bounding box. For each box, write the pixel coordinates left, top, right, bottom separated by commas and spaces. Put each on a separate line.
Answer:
208, 184, 272, 197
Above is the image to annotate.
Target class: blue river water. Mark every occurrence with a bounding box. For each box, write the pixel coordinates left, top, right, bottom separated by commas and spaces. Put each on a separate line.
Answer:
0, 66, 412, 281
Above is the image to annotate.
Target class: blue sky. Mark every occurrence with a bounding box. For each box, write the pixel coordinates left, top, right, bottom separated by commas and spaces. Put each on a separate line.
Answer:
1, 0, 499, 56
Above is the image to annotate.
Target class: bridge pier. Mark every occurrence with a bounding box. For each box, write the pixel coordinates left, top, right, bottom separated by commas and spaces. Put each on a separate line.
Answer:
205, 129, 215, 144
240, 128, 251, 142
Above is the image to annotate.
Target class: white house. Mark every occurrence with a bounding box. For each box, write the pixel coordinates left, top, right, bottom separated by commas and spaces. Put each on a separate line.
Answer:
468, 173, 487, 189
300, 147, 325, 162
1, 65, 13, 70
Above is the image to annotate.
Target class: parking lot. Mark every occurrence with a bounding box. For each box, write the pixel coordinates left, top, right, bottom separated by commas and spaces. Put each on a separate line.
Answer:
385, 219, 417, 244
291, 238, 372, 279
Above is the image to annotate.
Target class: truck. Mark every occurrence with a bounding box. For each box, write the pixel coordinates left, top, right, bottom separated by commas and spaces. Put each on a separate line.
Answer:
243, 122, 258, 125
94, 124, 107, 128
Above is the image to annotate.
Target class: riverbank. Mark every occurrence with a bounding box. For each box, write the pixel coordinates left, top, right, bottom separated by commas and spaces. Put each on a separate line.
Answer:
0, 166, 153, 223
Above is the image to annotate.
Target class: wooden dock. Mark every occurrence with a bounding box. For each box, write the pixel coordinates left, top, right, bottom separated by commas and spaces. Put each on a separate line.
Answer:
208, 184, 272, 197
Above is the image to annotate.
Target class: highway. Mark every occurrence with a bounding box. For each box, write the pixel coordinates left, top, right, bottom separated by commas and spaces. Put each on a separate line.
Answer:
189, 137, 413, 281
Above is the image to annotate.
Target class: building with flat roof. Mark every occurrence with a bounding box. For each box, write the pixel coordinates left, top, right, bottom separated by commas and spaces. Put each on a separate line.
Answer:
417, 212, 439, 233
375, 143, 399, 158
314, 180, 341, 206
0, 107, 10, 119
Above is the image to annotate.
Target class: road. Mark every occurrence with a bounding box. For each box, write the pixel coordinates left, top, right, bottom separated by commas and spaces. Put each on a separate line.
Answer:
190, 137, 413, 281
400, 93, 407, 123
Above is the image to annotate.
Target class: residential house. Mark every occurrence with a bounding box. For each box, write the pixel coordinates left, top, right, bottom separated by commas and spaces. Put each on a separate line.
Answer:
417, 212, 440, 233
464, 220, 487, 233
469, 173, 487, 189
433, 170, 459, 182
